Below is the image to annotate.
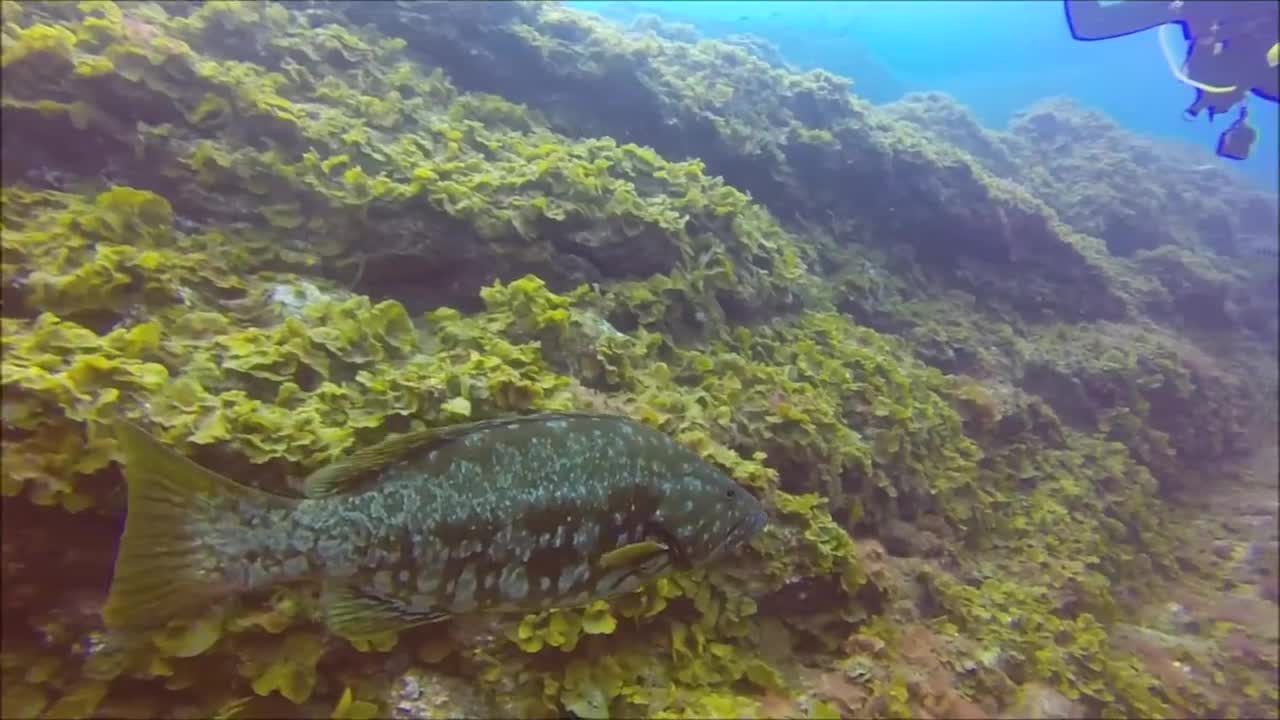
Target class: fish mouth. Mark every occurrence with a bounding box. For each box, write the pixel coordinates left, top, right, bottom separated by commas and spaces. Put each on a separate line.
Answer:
722, 508, 768, 553
705, 507, 770, 563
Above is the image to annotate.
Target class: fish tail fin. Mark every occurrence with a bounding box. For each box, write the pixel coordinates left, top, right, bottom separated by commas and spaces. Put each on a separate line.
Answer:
102, 421, 292, 632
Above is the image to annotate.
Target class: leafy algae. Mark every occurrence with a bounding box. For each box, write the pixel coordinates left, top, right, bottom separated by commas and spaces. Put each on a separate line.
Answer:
1, 1, 1276, 718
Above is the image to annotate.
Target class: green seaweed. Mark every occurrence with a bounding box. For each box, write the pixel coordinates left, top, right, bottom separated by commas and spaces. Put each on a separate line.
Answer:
1, 1, 1276, 718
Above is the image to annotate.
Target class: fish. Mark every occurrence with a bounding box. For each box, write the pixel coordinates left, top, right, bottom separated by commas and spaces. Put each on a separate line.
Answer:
101, 412, 768, 639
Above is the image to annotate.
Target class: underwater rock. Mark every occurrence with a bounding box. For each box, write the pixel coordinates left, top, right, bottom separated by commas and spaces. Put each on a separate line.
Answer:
1165, 602, 1199, 634
1245, 540, 1279, 577
1211, 540, 1236, 560
1, 2, 1277, 718
555, 223, 681, 280
1005, 99, 1279, 259
388, 667, 494, 719
881, 91, 1022, 181
334, 1, 1139, 324
1260, 574, 1280, 604
756, 576, 847, 618
879, 518, 943, 558
1004, 682, 1083, 720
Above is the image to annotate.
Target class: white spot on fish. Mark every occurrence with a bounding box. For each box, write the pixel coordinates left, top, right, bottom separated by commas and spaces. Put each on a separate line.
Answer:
508, 572, 528, 600
455, 565, 477, 610
566, 563, 590, 595
557, 568, 576, 595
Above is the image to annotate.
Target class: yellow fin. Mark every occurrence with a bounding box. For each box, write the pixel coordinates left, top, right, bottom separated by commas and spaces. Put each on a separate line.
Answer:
599, 540, 669, 570
103, 422, 293, 633
323, 584, 450, 640
303, 412, 627, 498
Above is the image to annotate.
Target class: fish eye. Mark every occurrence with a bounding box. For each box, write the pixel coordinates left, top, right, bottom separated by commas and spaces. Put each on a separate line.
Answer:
725, 488, 736, 498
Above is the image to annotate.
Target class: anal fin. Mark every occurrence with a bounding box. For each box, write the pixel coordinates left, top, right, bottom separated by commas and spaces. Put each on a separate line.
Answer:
323, 584, 451, 640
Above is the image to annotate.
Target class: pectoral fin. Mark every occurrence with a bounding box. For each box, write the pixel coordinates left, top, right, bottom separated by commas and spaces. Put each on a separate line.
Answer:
598, 540, 669, 570
322, 584, 451, 639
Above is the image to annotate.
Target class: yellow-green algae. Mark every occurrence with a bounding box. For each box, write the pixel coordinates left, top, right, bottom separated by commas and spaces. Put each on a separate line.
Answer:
1, 1, 1277, 719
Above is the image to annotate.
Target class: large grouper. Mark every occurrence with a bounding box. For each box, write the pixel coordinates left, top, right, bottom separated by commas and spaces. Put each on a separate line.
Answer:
102, 412, 769, 639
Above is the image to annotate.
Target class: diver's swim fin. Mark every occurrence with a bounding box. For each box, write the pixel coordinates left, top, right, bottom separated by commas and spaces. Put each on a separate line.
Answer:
1216, 108, 1257, 160
1065, 0, 1174, 41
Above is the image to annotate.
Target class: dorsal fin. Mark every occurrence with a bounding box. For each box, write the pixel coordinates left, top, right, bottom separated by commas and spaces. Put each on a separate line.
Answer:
302, 412, 624, 498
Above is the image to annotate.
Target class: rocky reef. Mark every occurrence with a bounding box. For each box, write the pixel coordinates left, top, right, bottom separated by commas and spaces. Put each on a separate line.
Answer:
1, 2, 1276, 718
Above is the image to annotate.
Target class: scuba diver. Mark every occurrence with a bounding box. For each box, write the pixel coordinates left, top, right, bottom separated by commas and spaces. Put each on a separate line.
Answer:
1065, 0, 1279, 160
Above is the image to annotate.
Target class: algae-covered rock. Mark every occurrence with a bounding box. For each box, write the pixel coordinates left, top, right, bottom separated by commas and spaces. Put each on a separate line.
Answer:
1004, 682, 1083, 720
1, 1, 1277, 718
388, 668, 494, 719
341, 2, 1139, 324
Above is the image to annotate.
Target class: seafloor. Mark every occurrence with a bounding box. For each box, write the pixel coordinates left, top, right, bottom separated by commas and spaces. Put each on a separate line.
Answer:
1, 2, 1277, 719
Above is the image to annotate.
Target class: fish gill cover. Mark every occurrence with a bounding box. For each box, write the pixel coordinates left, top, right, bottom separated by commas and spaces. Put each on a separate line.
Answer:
0, 1, 1276, 719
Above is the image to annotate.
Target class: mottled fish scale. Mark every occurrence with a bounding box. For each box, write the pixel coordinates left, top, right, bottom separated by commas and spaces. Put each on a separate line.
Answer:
101, 414, 768, 638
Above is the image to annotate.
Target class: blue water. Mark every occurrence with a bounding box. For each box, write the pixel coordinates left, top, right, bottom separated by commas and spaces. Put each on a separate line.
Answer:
572, 0, 1279, 194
